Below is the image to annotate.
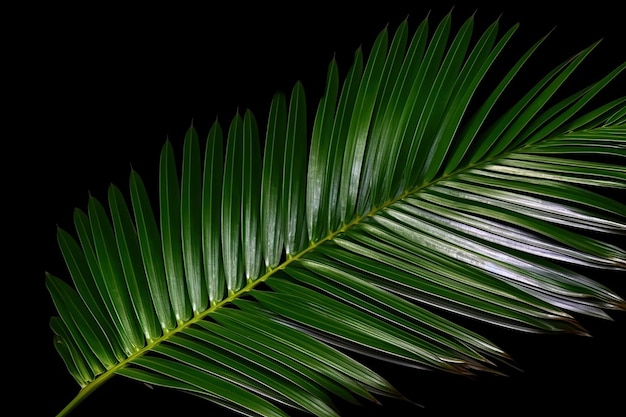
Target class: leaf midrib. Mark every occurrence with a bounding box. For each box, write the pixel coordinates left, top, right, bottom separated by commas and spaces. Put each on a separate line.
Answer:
57, 143, 528, 417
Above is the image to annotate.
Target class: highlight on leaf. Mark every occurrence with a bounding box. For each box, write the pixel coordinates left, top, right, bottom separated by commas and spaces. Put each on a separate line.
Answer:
47, 11, 625, 417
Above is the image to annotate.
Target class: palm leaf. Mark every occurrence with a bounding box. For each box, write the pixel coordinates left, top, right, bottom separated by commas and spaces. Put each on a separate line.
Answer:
47, 12, 625, 417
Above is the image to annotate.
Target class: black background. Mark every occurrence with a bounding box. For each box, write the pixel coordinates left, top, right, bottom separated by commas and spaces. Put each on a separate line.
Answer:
15, 1, 625, 416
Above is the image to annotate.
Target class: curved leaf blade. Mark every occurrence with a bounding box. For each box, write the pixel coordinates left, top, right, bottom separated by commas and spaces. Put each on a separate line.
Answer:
160, 140, 192, 323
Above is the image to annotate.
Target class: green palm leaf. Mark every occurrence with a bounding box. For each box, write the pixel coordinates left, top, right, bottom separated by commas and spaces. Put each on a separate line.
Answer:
47, 12, 625, 417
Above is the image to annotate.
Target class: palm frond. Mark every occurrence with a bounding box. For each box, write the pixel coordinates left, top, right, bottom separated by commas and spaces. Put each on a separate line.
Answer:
47, 12, 625, 417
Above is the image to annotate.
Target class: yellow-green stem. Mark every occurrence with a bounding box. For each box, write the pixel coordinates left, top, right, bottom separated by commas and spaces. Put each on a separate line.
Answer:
56, 165, 473, 417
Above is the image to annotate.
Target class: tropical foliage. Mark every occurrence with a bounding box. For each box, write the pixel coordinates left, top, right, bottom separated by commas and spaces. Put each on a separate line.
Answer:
47, 12, 626, 417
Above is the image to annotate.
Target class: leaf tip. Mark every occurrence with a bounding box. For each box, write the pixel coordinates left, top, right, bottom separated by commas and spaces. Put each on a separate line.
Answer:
398, 393, 424, 409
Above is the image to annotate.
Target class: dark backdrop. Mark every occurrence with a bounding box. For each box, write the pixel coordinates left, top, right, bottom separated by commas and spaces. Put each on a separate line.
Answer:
22, 2, 625, 416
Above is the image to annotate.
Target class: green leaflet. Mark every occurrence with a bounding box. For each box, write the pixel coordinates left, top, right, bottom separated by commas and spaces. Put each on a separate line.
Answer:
129, 170, 177, 331
222, 114, 245, 293
87, 196, 145, 352
241, 111, 263, 282
202, 121, 226, 304
181, 126, 207, 314
283, 82, 309, 255
108, 184, 162, 341
308, 59, 340, 242
160, 140, 192, 323
261, 93, 288, 268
